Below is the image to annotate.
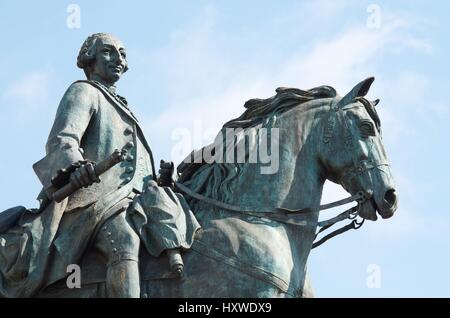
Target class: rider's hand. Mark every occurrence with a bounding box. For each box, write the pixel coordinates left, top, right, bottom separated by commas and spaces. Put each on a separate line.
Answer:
70, 161, 100, 188
158, 160, 175, 188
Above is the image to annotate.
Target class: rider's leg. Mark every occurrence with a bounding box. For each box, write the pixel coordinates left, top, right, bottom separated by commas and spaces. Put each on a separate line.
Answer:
95, 211, 141, 298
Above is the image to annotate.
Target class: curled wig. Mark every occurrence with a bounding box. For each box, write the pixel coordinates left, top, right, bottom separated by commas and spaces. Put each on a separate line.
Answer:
77, 33, 129, 79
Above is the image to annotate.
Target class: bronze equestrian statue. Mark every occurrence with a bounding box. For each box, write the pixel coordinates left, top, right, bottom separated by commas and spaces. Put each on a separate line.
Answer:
0, 33, 397, 298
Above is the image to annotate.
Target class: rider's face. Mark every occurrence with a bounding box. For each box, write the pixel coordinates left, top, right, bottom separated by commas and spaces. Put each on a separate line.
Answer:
91, 36, 127, 85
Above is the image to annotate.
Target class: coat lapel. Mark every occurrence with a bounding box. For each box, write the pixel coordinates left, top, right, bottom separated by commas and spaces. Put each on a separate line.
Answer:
75, 80, 157, 179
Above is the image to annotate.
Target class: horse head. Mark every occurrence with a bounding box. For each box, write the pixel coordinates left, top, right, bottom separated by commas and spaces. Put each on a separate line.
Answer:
319, 77, 398, 221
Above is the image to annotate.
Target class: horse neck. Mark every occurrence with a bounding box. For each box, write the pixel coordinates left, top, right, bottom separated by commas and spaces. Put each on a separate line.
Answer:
278, 103, 327, 212
222, 100, 329, 212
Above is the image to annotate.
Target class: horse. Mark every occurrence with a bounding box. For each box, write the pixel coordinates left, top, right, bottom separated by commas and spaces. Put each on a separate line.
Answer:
36, 77, 397, 298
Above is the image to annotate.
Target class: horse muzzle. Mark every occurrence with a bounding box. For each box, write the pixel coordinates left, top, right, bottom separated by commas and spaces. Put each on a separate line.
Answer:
357, 188, 398, 221
377, 188, 398, 219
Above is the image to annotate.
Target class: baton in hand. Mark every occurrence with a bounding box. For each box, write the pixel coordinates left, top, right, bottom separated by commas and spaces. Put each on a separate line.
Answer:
53, 149, 127, 203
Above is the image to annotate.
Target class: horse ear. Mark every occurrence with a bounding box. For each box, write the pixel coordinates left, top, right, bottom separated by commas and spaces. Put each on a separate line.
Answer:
372, 99, 380, 106
338, 77, 375, 108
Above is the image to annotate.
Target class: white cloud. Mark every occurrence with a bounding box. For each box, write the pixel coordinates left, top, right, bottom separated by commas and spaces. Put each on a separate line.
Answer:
373, 71, 430, 142
277, 17, 432, 90
141, 5, 432, 161
137, 4, 435, 236
429, 102, 450, 118
402, 34, 433, 54
3, 71, 52, 108
134, 1, 444, 297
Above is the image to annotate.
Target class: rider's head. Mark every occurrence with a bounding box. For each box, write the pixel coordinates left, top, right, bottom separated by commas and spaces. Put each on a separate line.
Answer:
77, 33, 128, 86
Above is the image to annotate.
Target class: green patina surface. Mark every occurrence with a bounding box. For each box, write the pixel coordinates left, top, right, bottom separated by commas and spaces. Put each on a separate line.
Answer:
0, 34, 397, 298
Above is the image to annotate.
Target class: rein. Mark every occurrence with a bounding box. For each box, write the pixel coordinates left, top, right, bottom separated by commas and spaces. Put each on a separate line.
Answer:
175, 182, 370, 249
174, 96, 386, 249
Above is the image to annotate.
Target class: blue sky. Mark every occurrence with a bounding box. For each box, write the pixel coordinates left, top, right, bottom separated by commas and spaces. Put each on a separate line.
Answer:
0, 0, 449, 297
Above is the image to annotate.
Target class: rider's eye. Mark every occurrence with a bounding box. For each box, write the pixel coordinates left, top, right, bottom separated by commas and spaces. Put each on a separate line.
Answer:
359, 121, 376, 138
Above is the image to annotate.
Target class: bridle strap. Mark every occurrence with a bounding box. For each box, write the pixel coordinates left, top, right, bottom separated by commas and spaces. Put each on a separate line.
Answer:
177, 180, 366, 249
175, 182, 308, 227
175, 181, 367, 234
317, 206, 358, 228
312, 218, 364, 249
277, 191, 367, 215
340, 160, 390, 186
176, 182, 367, 217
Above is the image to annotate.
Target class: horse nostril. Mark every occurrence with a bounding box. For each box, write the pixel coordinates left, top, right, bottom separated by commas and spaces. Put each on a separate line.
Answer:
384, 189, 397, 208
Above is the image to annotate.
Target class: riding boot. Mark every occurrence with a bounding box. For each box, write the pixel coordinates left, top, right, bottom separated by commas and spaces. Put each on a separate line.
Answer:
106, 252, 140, 298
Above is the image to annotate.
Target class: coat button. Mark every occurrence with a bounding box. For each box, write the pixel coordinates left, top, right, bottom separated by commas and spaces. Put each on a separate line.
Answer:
126, 155, 134, 161
124, 141, 135, 149
126, 167, 134, 173
124, 127, 134, 136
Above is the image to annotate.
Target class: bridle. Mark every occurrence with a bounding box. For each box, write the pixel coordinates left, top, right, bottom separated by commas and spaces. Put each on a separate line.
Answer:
307, 97, 389, 248
175, 98, 389, 249
175, 184, 367, 250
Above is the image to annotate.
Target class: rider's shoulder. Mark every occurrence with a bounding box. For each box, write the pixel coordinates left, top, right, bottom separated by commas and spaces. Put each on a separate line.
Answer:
58, 81, 101, 111
65, 80, 100, 97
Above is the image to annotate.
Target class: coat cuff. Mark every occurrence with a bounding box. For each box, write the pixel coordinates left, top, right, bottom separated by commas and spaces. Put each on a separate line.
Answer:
33, 146, 84, 191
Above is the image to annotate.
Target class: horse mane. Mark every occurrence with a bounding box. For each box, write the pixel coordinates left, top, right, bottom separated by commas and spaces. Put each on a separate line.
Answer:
177, 85, 383, 208
178, 85, 337, 186
223, 85, 337, 129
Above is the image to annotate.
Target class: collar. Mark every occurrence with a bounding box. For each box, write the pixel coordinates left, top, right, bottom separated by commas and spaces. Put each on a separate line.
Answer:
92, 81, 130, 109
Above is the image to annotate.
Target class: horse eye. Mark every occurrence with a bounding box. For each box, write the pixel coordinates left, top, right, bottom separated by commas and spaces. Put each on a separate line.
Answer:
359, 121, 376, 138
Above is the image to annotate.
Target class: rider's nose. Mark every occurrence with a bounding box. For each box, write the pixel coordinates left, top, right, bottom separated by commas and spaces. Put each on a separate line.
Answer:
118, 53, 126, 64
